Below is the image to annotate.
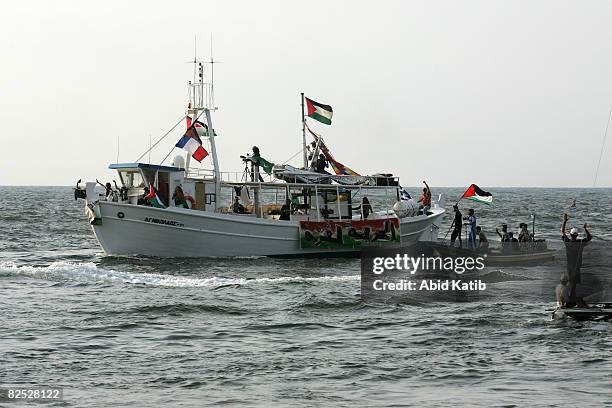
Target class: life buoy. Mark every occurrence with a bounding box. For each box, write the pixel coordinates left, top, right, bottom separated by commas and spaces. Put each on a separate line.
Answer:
185, 195, 196, 209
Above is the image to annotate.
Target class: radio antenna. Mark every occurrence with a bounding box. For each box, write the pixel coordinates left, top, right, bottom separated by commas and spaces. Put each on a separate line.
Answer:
594, 103, 612, 186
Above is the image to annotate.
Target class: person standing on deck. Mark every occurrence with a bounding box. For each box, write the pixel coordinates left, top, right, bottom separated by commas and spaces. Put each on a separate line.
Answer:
417, 181, 432, 215
250, 146, 274, 182
561, 213, 592, 301
464, 208, 477, 250
450, 205, 463, 248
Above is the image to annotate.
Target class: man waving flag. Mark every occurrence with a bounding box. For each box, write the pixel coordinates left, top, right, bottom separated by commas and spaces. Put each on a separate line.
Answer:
462, 184, 493, 204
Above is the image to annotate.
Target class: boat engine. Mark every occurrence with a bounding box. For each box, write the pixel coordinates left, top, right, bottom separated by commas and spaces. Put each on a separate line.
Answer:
74, 179, 87, 200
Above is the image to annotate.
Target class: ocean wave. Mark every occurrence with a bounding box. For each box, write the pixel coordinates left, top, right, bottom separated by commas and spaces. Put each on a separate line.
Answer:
478, 269, 533, 282
0, 261, 360, 288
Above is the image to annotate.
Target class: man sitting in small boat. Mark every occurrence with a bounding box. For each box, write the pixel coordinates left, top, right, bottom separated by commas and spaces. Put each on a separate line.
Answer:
556, 275, 570, 308
232, 196, 246, 214
508, 232, 519, 251
518, 223, 533, 243
477, 226, 489, 251
555, 274, 588, 309
561, 213, 593, 301
496, 224, 510, 242
497, 224, 513, 253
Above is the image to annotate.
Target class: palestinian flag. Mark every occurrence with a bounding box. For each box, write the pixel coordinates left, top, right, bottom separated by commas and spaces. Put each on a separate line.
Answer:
305, 97, 333, 125
462, 184, 493, 204
145, 184, 166, 208
253, 155, 274, 175
186, 116, 217, 137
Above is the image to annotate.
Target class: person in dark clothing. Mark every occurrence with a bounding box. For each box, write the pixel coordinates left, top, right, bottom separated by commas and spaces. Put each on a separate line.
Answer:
496, 224, 510, 242
450, 205, 463, 248
314, 153, 329, 174
508, 232, 519, 252
279, 199, 291, 221
172, 186, 188, 208
561, 213, 593, 301
232, 196, 246, 214
362, 197, 373, 219
518, 223, 533, 243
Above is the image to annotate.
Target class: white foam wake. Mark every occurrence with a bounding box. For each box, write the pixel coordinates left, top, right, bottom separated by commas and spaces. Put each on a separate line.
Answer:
0, 261, 360, 288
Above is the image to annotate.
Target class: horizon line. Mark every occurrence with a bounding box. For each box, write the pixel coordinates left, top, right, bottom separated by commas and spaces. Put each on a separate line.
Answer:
1, 184, 612, 189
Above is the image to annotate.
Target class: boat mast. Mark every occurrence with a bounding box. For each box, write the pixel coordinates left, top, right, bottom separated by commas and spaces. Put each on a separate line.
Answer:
301, 92, 307, 169
187, 46, 221, 207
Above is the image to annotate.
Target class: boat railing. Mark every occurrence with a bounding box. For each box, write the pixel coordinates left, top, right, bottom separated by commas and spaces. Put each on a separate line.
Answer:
189, 82, 215, 110
187, 168, 400, 189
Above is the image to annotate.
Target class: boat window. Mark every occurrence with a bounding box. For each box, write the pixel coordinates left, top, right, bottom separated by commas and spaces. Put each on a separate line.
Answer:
141, 169, 157, 186
119, 171, 145, 188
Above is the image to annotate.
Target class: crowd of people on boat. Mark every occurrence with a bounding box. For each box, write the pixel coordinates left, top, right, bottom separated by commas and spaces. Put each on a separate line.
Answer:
448, 206, 541, 253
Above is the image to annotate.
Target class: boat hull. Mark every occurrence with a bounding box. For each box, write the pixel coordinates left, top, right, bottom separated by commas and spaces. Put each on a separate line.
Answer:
428, 242, 555, 266
90, 202, 445, 257
554, 304, 612, 321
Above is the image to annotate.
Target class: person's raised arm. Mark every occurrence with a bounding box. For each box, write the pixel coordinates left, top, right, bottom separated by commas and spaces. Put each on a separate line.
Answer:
583, 223, 592, 241
96, 179, 105, 188
561, 213, 568, 235
423, 180, 430, 193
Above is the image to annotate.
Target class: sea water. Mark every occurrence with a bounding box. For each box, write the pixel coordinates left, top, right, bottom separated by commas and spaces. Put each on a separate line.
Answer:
1, 186, 611, 407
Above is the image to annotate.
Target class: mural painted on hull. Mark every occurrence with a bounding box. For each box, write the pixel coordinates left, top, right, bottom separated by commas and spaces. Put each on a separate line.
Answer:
299, 218, 401, 249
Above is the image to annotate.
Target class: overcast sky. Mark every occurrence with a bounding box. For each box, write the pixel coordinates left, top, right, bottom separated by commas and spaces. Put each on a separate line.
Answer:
1, 0, 611, 187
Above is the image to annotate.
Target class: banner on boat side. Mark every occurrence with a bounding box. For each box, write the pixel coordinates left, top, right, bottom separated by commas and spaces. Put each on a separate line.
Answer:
299, 218, 400, 249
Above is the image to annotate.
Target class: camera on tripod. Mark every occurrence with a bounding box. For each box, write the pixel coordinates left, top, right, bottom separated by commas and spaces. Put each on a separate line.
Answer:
240, 154, 256, 164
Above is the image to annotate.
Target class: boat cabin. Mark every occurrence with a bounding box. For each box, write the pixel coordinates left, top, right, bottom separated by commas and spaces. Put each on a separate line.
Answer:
109, 162, 217, 211
104, 161, 415, 223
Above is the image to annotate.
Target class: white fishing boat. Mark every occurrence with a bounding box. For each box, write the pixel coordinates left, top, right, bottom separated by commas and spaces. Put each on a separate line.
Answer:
75, 60, 445, 257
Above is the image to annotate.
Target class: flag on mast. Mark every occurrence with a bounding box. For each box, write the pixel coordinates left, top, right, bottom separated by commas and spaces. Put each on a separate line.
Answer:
305, 97, 333, 125
186, 116, 216, 137
462, 184, 493, 204
176, 125, 209, 162
305, 123, 359, 175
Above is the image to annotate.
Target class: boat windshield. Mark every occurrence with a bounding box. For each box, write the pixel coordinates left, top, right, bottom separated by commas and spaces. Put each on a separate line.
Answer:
119, 171, 145, 188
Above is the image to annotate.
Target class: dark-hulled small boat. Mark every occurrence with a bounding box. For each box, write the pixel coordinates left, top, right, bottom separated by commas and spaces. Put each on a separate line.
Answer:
553, 303, 612, 321
430, 241, 556, 266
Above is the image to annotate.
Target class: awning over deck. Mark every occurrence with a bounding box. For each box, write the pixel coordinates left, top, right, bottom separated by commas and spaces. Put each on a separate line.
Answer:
108, 163, 184, 172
